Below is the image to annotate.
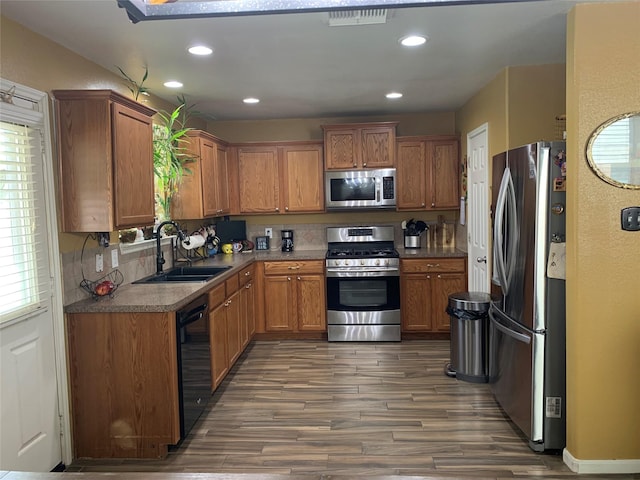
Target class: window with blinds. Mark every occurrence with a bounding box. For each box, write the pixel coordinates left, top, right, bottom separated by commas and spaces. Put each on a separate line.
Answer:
0, 120, 49, 323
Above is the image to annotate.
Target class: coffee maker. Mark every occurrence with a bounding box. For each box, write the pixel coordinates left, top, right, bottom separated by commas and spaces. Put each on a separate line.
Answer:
281, 230, 294, 252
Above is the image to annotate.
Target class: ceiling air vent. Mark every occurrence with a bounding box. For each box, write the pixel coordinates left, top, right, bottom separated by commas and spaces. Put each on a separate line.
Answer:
327, 9, 388, 27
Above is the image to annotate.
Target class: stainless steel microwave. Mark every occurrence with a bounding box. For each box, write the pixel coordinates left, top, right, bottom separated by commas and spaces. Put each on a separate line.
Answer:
325, 168, 396, 210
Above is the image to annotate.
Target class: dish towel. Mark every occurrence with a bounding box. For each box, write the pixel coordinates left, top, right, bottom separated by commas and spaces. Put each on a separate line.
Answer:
547, 242, 566, 280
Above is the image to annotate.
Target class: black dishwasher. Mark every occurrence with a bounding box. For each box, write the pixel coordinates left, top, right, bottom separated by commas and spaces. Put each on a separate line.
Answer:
176, 295, 210, 440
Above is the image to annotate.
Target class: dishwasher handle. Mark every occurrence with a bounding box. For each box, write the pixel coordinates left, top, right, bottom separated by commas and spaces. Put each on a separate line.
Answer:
178, 303, 208, 327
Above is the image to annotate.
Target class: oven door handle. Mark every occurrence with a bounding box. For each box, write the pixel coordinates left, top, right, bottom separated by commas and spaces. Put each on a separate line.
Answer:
326, 268, 399, 277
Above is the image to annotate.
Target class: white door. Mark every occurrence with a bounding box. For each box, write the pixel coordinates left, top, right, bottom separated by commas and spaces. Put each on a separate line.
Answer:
466, 123, 490, 292
0, 81, 66, 471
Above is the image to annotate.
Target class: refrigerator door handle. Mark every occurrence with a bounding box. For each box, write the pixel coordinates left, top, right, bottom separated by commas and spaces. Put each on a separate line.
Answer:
489, 308, 532, 344
494, 167, 517, 294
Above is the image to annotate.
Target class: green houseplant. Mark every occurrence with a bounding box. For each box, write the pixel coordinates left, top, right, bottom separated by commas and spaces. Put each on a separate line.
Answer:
153, 103, 193, 222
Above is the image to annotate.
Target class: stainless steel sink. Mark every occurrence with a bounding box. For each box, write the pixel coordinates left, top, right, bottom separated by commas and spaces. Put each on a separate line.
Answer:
133, 266, 232, 284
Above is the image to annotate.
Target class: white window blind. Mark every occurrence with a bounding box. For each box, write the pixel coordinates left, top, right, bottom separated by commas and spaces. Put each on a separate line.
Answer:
0, 120, 49, 323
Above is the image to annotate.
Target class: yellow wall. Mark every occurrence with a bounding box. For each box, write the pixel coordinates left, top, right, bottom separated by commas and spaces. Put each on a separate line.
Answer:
565, 1, 640, 461
507, 64, 566, 148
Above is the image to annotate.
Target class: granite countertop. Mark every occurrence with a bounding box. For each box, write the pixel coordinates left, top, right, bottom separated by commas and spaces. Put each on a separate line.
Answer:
64, 247, 466, 314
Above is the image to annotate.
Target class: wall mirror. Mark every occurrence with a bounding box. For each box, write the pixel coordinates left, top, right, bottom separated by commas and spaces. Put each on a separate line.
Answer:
586, 111, 640, 189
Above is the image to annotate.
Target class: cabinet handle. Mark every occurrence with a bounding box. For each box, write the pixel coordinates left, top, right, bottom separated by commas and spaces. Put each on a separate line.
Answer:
427, 275, 431, 279
275, 207, 280, 212
431, 202, 435, 207
285, 206, 289, 211
287, 266, 300, 270
297, 276, 301, 281
437, 274, 441, 279
244, 271, 251, 276
363, 162, 367, 167
245, 283, 251, 289
287, 277, 291, 281
421, 202, 426, 207
353, 163, 357, 167
427, 263, 440, 268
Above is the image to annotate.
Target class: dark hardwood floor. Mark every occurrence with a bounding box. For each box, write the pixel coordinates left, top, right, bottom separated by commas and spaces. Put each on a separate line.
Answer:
16, 340, 637, 479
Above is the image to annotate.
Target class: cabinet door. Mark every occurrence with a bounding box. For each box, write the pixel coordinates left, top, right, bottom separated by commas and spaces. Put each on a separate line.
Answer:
280, 144, 324, 213
112, 102, 155, 228
209, 303, 228, 390
226, 289, 242, 366
172, 135, 205, 220
200, 138, 219, 217
396, 141, 427, 210
241, 280, 256, 344
401, 274, 433, 331
215, 144, 230, 215
429, 140, 459, 209
324, 129, 359, 169
361, 126, 395, 168
296, 274, 326, 331
238, 146, 280, 213
432, 272, 466, 331
263, 275, 296, 331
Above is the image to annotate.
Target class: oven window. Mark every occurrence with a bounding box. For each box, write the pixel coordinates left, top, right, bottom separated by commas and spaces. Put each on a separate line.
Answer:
327, 276, 400, 311
330, 177, 376, 201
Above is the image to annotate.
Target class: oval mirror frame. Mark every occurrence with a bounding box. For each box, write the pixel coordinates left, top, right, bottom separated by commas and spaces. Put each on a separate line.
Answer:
586, 111, 640, 189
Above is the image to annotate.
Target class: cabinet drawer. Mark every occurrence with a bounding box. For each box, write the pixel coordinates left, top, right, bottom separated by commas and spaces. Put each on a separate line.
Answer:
401, 257, 465, 273
239, 265, 254, 286
226, 274, 240, 294
208, 283, 226, 309
264, 260, 324, 275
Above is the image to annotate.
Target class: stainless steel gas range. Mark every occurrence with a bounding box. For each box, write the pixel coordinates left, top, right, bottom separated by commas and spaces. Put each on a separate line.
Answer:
325, 226, 401, 342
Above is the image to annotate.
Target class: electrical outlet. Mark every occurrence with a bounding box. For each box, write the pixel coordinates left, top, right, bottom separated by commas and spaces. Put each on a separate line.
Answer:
111, 249, 119, 268
96, 253, 103, 273
265, 227, 273, 238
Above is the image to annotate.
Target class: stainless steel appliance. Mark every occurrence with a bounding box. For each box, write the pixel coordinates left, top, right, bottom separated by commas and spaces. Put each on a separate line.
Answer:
281, 229, 294, 252
326, 225, 401, 341
489, 141, 566, 452
325, 168, 396, 210
176, 295, 210, 440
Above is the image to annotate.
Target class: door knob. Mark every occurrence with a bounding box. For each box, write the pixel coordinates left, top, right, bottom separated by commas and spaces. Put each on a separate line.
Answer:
477, 256, 487, 263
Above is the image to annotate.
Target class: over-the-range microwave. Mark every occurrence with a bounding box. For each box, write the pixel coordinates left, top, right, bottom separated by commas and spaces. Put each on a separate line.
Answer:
325, 168, 396, 210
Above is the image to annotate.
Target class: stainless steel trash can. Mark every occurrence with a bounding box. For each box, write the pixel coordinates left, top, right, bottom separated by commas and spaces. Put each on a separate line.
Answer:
445, 292, 497, 383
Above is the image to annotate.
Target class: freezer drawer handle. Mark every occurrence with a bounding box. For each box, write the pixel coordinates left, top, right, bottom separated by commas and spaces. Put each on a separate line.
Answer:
489, 310, 531, 344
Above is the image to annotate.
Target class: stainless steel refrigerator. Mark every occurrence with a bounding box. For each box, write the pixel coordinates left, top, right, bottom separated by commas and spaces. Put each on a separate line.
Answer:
489, 141, 566, 452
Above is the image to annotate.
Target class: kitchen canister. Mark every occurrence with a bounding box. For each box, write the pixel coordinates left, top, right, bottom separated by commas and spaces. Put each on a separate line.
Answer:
404, 234, 421, 249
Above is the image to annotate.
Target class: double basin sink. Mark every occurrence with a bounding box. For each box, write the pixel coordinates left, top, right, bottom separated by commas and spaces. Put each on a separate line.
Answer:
133, 266, 232, 284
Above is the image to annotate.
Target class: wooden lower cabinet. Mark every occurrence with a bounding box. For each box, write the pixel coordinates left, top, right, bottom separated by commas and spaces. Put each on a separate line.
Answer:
209, 269, 255, 392
66, 311, 180, 459
263, 260, 326, 333
400, 258, 467, 333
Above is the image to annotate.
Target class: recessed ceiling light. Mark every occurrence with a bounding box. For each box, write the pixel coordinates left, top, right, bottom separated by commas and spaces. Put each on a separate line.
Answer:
400, 35, 428, 47
163, 80, 183, 88
386, 92, 403, 99
188, 45, 213, 56
243, 97, 260, 104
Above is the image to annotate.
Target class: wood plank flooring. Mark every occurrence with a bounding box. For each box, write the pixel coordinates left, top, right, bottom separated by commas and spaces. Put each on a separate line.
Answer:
60, 340, 636, 479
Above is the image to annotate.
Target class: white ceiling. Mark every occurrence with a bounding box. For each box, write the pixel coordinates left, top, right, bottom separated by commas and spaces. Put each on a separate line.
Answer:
0, 0, 597, 121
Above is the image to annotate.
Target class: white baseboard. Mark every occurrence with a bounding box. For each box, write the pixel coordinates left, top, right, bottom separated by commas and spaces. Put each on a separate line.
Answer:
564, 448, 640, 474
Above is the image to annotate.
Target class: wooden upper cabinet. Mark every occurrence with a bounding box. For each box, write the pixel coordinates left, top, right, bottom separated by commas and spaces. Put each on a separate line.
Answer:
54, 90, 156, 232
172, 130, 229, 220
396, 135, 460, 211
323, 122, 397, 170
238, 145, 280, 213
237, 142, 324, 214
280, 143, 324, 213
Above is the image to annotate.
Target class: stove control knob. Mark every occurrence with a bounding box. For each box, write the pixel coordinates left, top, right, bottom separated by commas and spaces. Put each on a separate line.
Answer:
336, 260, 342, 266
375, 259, 380, 266
384, 259, 389, 266
345, 260, 351, 266
360, 259, 365, 266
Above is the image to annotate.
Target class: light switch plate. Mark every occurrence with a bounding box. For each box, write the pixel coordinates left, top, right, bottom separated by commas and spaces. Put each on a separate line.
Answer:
96, 253, 103, 272
265, 227, 273, 238
621, 206, 640, 231
111, 249, 119, 268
